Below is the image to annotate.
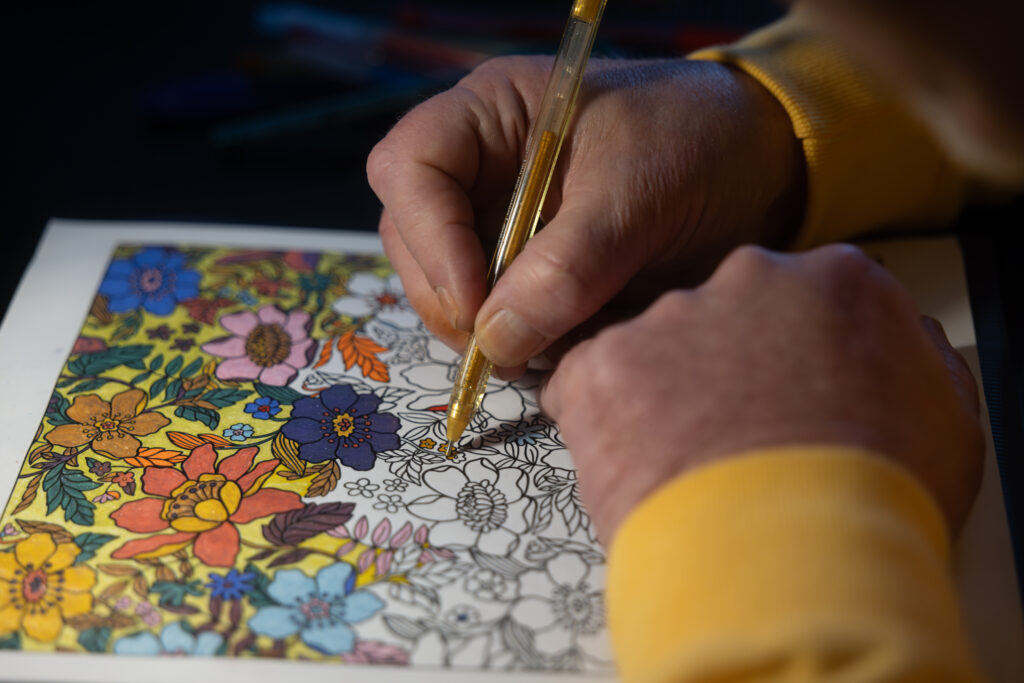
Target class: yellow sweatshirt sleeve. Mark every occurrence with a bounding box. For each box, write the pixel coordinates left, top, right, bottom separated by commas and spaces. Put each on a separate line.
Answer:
690, 12, 971, 248
607, 447, 983, 682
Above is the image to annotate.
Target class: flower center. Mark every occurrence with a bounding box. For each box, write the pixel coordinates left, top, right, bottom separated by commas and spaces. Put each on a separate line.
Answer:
300, 597, 332, 622
138, 267, 164, 293
165, 477, 241, 528
244, 323, 292, 367
376, 293, 399, 306
21, 570, 48, 603
455, 481, 507, 533
332, 412, 355, 437
551, 583, 603, 634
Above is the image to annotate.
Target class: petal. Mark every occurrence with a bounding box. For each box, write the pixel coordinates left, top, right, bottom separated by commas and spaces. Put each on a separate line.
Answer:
114, 631, 163, 655
46, 543, 80, 572
296, 440, 337, 464
111, 532, 195, 560
283, 310, 312, 340
267, 568, 316, 605
0, 552, 20, 580
319, 385, 357, 412
134, 247, 165, 267
110, 498, 170, 533
422, 466, 469, 499
340, 590, 384, 623
349, 393, 382, 417
160, 621, 197, 654
231, 488, 303, 524
257, 363, 298, 387
463, 459, 498, 485
516, 568, 552, 600
281, 338, 314, 370
314, 563, 354, 598
0, 603, 21, 633
257, 305, 287, 326
493, 467, 527, 502
302, 621, 355, 655
126, 411, 171, 437
425, 520, 473, 549
66, 394, 110, 424
400, 363, 451, 392
109, 389, 147, 418
215, 356, 262, 382
547, 552, 589, 587
406, 494, 459, 522
184, 444, 217, 480
236, 458, 279, 493
106, 293, 142, 313
91, 432, 141, 460
281, 417, 325, 445
193, 523, 240, 567
368, 431, 399, 453
144, 294, 177, 316
201, 336, 247, 358
248, 605, 302, 639
219, 310, 258, 337
289, 395, 327, 421
346, 273, 385, 296
216, 446, 258, 481
330, 296, 373, 318
385, 273, 404, 292
16, 534, 56, 569
60, 566, 96, 593
22, 607, 63, 642
377, 307, 421, 329
480, 384, 528, 424
57, 589, 93, 618
405, 393, 450, 411
142, 466, 187, 497
43, 424, 93, 448
509, 595, 556, 632
337, 442, 376, 471
194, 631, 224, 656
476, 527, 518, 556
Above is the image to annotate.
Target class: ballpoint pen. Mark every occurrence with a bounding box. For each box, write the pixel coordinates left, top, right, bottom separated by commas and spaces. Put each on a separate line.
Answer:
446, 0, 608, 444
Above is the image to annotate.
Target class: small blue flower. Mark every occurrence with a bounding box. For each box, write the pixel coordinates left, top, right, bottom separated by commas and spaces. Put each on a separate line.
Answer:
244, 397, 281, 420
248, 563, 384, 655
98, 247, 200, 316
223, 423, 254, 442
206, 568, 256, 601
113, 621, 223, 656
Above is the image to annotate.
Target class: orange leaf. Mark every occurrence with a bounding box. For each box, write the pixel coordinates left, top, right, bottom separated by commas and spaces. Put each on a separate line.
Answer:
336, 331, 390, 383
314, 338, 334, 369
165, 432, 205, 450
200, 434, 234, 448
125, 448, 188, 468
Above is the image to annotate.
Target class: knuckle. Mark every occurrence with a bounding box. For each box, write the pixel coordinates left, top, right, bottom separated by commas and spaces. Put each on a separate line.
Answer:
718, 244, 776, 277
365, 141, 397, 194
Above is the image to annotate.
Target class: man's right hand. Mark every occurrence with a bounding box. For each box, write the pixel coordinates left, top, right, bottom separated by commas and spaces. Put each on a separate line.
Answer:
367, 57, 805, 373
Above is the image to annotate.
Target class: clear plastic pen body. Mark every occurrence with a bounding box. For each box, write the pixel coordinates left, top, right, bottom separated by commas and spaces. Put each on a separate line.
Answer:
446, 0, 608, 443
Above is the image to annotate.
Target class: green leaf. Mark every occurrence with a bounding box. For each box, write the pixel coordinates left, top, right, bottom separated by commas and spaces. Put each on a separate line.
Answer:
77, 627, 110, 653
67, 344, 152, 377
164, 378, 183, 401
125, 359, 147, 370
151, 376, 168, 397
45, 392, 73, 426
255, 383, 305, 405
42, 465, 98, 526
180, 358, 202, 378
73, 532, 117, 565
69, 378, 111, 394
200, 388, 251, 408
0, 632, 21, 650
242, 564, 276, 608
149, 354, 164, 371
174, 405, 219, 430
151, 579, 204, 607
129, 371, 152, 384
165, 356, 184, 376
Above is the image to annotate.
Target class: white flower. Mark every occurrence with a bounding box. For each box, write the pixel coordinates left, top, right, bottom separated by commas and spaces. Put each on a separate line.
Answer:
332, 273, 419, 328
509, 553, 610, 659
406, 459, 530, 555
343, 477, 379, 498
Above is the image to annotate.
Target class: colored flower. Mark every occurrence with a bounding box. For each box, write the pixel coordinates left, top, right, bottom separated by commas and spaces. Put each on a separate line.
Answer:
281, 385, 400, 470
113, 621, 223, 656
112, 471, 136, 495
331, 273, 418, 328
201, 305, 315, 386
109, 444, 303, 567
44, 388, 170, 460
171, 338, 195, 352
248, 563, 383, 655
244, 397, 281, 420
206, 568, 255, 601
222, 423, 253, 442
146, 325, 172, 340
343, 477, 379, 498
181, 322, 201, 334
99, 247, 200, 316
0, 533, 96, 643
407, 459, 530, 556
419, 438, 437, 450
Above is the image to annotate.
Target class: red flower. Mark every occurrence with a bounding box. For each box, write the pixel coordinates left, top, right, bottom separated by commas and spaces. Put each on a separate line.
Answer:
109, 444, 302, 567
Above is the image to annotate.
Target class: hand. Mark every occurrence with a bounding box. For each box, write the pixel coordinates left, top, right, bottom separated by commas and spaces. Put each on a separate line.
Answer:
542, 244, 984, 542
367, 57, 805, 373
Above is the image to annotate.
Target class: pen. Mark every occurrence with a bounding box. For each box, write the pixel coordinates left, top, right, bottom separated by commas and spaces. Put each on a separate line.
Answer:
446, 0, 608, 444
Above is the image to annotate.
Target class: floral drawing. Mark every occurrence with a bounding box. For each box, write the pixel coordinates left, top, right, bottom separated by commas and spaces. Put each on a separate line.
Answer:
98, 247, 200, 315
44, 388, 170, 460
202, 305, 315, 386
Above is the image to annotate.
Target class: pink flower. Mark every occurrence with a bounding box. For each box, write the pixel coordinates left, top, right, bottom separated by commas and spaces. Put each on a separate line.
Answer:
201, 305, 314, 386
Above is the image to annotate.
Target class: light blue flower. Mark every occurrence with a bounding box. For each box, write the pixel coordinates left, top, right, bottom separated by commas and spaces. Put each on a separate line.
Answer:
113, 621, 223, 656
248, 563, 384, 654
223, 423, 254, 442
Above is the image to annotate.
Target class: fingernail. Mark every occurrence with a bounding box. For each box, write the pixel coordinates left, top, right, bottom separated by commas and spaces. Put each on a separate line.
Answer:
435, 286, 461, 330
477, 309, 546, 367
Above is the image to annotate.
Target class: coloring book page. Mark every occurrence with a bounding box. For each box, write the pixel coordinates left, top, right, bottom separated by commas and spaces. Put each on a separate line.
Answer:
0, 221, 614, 683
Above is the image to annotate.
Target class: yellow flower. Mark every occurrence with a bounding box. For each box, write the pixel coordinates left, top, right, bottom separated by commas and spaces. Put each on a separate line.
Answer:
0, 534, 96, 642
45, 388, 170, 459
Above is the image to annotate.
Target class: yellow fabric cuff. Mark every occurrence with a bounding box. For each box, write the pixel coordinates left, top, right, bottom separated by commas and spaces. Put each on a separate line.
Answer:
691, 13, 969, 248
607, 446, 981, 682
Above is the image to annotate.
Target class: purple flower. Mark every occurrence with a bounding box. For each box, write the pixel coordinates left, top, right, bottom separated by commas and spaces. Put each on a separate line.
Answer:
206, 569, 256, 601
99, 247, 201, 316
244, 397, 281, 420
281, 386, 400, 471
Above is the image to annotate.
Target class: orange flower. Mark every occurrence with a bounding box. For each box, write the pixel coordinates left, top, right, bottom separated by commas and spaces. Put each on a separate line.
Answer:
45, 388, 170, 460
0, 534, 96, 642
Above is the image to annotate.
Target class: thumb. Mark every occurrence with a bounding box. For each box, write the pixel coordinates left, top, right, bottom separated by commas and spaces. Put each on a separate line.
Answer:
474, 200, 646, 367
920, 315, 981, 416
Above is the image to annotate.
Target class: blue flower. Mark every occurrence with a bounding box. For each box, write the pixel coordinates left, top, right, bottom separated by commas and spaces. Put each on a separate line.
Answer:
206, 568, 256, 601
223, 423, 254, 442
281, 385, 400, 471
98, 247, 201, 316
244, 397, 281, 420
248, 563, 383, 655
113, 621, 223, 656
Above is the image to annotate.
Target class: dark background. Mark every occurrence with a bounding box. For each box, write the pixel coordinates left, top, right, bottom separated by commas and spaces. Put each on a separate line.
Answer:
2, 0, 782, 323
